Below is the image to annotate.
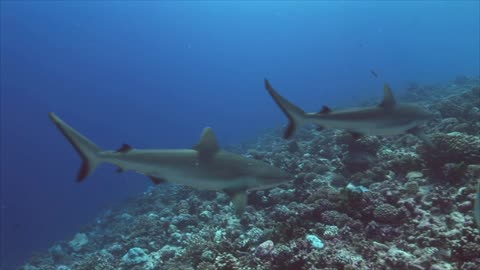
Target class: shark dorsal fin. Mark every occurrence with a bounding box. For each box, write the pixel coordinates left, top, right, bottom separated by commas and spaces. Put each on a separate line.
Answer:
194, 127, 220, 161
379, 84, 396, 110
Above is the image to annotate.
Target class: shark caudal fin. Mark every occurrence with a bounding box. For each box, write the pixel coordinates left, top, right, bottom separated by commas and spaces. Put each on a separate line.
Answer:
264, 79, 306, 139
49, 112, 102, 182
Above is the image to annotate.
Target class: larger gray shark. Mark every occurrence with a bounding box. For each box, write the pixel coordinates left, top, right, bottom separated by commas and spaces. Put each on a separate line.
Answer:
49, 113, 290, 215
264, 79, 432, 139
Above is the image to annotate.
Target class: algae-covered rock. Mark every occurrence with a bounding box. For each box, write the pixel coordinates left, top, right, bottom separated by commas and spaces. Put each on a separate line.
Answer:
421, 132, 480, 166
373, 204, 399, 223
68, 233, 88, 252
121, 247, 149, 265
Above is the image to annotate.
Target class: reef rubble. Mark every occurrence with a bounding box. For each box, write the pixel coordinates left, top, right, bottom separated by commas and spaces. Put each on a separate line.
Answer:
22, 77, 480, 270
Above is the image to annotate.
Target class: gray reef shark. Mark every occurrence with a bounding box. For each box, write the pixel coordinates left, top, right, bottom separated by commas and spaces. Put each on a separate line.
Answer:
264, 79, 432, 139
49, 112, 290, 215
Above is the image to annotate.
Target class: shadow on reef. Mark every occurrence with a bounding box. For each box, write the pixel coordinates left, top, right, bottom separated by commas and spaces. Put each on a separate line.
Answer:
22, 77, 480, 270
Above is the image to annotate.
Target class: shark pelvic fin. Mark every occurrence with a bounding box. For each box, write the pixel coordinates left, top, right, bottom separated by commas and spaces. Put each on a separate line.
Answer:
116, 144, 133, 153
194, 127, 220, 161
225, 189, 247, 216
379, 84, 396, 110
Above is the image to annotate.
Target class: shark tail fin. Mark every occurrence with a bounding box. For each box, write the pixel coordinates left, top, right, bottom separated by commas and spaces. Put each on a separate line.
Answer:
264, 79, 306, 139
48, 112, 102, 182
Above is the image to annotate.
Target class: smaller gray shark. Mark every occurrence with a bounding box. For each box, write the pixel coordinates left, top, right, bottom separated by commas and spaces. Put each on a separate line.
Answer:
264, 79, 432, 139
49, 113, 290, 215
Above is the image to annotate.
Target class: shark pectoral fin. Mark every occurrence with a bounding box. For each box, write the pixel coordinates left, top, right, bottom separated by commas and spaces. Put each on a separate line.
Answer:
148, 176, 167, 185
194, 127, 220, 162
379, 84, 396, 110
225, 189, 247, 216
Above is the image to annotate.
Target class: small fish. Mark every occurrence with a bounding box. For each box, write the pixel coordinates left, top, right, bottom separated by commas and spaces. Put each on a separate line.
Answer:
370, 69, 379, 78
49, 113, 290, 215
264, 79, 432, 139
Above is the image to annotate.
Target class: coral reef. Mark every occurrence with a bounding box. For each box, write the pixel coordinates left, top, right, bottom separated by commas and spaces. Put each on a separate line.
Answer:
21, 77, 480, 270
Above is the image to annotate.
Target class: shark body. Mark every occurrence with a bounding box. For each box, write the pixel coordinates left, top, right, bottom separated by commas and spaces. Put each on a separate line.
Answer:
49, 113, 290, 215
264, 79, 432, 139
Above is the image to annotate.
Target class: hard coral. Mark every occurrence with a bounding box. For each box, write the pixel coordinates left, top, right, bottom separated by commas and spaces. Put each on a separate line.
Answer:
373, 204, 399, 223
421, 132, 480, 165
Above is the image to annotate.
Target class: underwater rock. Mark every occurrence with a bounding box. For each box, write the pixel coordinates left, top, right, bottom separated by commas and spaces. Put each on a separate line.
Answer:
322, 225, 339, 240
171, 213, 196, 228
287, 141, 300, 153
457, 242, 480, 261
305, 234, 324, 249
214, 253, 239, 270
431, 262, 454, 270
406, 171, 423, 181
255, 240, 274, 257
199, 210, 212, 221
330, 249, 364, 268
373, 203, 399, 223
268, 187, 295, 203
201, 250, 215, 262
68, 233, 88, 252
121, 247, 149, 265
383, 149, 424, 173
345, 182, 369, 193
320, 210, 353, 227
343, 152, 376, 172
403, 181, 420, 195
385, 247, 415, 268
421, 132, 480, 167
48, 244, 65, 261
329, 173, 348, 187
350, 136, 381, 154
158, 245, 183, 260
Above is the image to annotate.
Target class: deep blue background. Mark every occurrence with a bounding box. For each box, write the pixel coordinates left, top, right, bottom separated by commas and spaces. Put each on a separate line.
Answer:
1, 1, 479, 269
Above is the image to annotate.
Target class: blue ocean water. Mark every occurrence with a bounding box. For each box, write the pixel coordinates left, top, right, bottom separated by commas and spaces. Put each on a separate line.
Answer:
0, 1, 478, 269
